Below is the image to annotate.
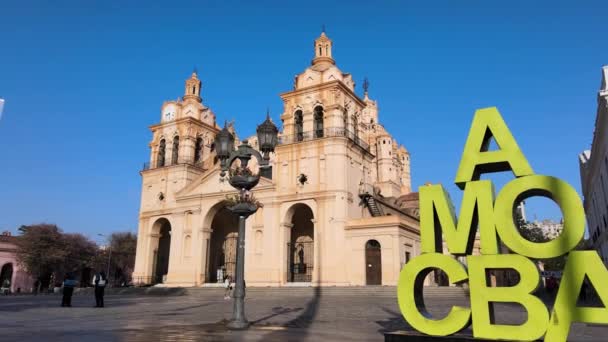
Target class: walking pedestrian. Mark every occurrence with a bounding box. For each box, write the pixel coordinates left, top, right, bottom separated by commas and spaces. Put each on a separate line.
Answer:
223, 275, 232, 300
93, 271, 107, 307
61, 273, 76, 307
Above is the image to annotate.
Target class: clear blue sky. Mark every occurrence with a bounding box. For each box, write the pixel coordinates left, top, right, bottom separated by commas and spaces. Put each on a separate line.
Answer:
0, 1, 606, 240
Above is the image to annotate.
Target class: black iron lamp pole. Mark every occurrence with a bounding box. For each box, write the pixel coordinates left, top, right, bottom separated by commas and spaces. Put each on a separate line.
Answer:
214, 113, 278, 330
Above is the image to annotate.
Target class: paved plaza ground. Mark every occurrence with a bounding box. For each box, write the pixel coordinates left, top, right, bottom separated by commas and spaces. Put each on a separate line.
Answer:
0, 287, 606, 341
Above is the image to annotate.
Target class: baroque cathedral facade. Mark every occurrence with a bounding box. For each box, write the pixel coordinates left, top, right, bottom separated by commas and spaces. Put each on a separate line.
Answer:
132, 32, 421, 287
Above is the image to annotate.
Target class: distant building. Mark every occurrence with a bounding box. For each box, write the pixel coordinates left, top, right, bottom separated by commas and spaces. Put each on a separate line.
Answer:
579, 65, 608, 264
526, 219, 564, 240
0, 232, 34, 293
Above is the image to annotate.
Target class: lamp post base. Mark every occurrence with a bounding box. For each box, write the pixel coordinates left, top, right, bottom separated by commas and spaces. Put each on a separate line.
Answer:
226, 319, 250, 330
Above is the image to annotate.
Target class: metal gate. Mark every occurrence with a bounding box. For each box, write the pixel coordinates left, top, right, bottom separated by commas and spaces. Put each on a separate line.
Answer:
287, 241, 314, 282
221, 236, 237, 281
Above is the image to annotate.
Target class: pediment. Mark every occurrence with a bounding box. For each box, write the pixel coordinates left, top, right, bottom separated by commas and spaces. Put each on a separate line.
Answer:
175, 166, 275, 200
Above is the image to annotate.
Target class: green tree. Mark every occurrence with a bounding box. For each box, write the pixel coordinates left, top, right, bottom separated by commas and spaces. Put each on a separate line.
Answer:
16, 224, 98, 287
58, 233, 98, 276
518, 222, 549, 243
97, 232, 137, 285
15, 224, 65, 287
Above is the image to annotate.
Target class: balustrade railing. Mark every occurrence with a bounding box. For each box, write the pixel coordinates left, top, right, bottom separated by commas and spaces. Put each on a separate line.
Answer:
142, 159, 206, 171
279, 127, 370, 151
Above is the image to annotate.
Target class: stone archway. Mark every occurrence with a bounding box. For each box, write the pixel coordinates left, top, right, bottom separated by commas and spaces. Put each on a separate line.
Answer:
365, 240, 382, 285
285, 204, 314, 283
151, 218, 171, 284
0, 263, 13, 293
207, 206, 239, 283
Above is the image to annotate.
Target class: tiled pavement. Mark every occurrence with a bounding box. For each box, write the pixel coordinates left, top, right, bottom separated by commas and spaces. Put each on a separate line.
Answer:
0, 288, 606, 341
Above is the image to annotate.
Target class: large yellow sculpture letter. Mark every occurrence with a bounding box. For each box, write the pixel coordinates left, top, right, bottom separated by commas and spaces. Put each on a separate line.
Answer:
420, 181, 497, 255
454, 107, 533, 189
397, 253, 471, 336
468, 254, 549, 341
494, 175, 585, 258
545, 251, 608, 341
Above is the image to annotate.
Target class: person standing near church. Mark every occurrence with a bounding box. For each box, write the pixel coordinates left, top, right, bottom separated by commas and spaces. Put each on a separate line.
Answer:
223, 275, 232, 300
61, 273, 76, 307
93, 271, 107, 307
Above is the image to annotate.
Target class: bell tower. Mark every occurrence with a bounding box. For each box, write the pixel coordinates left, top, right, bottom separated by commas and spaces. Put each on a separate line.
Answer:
312, 30, 335, 66
183, 70, 202, 103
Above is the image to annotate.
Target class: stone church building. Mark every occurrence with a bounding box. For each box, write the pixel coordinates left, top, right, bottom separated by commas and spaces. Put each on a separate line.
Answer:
132, 32, 421, 287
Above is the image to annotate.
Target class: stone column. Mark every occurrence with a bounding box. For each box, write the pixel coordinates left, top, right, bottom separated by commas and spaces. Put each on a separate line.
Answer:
280, 222, 294, 284
146, 233, 161, 282
311, 218, 320, 285
183, 136, 195, 165
165, 216, 182, 285
197, 227, 213, 285
132, 219, 149, 282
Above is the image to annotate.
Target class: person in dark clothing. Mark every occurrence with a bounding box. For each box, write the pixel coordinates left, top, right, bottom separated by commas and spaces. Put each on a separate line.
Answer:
33, 280, 39, 296
61, 273, 76, 307
93, 271, 107, 307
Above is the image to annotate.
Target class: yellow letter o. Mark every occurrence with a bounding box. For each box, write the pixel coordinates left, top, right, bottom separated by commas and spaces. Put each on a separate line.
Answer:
494, 175, 584, 259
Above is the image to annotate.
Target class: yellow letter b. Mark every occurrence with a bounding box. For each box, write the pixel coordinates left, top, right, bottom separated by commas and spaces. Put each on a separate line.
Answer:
467, 254, 549, 341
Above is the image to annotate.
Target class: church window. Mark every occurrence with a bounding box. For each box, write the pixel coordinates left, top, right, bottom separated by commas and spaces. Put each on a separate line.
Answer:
157, 139, 166, 167
295, 110, 304, 142
194, 137, 204, 165
319, 46, 322, 56
314, 106, 324, 138
172, 136, 180, 165
352, 115, 359, 139
192, 86, 196, 94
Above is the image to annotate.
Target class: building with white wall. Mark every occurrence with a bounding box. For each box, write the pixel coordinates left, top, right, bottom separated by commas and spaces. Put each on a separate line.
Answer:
579, 65, 608, 264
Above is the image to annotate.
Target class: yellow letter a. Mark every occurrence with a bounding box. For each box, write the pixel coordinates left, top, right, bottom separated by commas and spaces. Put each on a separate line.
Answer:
546, 251, 608, 341
454, 107, 533, 189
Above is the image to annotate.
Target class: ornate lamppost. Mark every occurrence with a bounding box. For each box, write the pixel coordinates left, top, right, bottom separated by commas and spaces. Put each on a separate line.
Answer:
214, 113, 278, 330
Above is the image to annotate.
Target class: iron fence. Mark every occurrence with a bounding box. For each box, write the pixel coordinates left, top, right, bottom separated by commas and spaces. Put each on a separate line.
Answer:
279, 127, 370, 151
287, 241, 314, 282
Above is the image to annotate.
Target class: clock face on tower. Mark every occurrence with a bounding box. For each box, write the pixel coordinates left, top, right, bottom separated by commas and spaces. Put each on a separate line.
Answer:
162, 105, 176, 122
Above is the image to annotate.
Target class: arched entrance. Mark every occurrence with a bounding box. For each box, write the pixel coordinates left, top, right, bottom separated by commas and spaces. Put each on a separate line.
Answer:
208, 207, 239, 283
0, 263, 13, 293
365, 240, 382, 285
152, 218, 171, 284
287, 204, 314, 282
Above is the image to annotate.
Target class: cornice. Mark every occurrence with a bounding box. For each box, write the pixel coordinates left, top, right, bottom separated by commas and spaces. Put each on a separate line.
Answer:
149, 116, 219, 133
280, 80, 366, 108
